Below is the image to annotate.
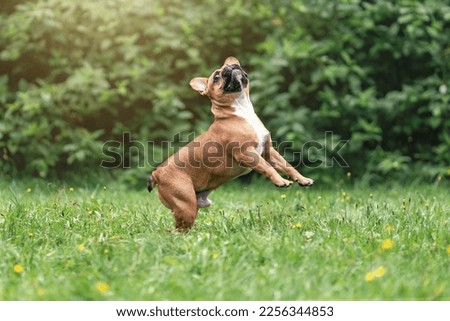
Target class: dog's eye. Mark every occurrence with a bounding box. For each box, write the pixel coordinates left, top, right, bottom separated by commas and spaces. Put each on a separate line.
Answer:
213, 72, 220, 83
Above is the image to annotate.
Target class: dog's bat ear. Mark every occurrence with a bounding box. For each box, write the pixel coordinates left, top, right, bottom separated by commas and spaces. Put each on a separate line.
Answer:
224, 56, 240, 66
190, 77, 208, 95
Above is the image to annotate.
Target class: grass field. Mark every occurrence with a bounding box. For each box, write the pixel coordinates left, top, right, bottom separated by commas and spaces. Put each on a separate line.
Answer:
0, 177, 449, 300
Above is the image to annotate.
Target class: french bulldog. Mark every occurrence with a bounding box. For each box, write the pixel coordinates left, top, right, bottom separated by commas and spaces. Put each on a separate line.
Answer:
148, 57, 313, 230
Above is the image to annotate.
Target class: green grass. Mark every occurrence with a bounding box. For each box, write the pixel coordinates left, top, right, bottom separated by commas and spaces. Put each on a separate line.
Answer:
0, 178, 449, 300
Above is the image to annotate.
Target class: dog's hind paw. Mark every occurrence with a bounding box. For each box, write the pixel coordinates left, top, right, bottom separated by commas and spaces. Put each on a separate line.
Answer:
196, 191, 212, 208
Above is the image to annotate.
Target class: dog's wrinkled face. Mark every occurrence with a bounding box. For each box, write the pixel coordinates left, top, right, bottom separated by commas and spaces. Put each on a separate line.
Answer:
190, 57, 249, 105
218, 62, 248, 93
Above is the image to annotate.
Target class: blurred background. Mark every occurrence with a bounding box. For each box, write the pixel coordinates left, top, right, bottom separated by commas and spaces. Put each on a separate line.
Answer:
0, 0, 449, 185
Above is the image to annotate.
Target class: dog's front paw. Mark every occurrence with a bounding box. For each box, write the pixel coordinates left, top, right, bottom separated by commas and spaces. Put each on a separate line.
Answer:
273, 177, 292, 188
297, 177, 314, 186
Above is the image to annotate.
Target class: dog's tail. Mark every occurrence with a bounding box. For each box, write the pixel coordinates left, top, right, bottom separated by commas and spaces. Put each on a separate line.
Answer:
147, 173, 156, 193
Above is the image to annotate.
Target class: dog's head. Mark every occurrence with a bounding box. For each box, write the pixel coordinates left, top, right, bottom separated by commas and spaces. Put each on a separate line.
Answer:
190, 57, 249, 105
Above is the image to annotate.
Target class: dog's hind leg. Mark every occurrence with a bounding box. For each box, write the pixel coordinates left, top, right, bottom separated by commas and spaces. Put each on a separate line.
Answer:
172, 190, 198, 231
154, 172, 198, 231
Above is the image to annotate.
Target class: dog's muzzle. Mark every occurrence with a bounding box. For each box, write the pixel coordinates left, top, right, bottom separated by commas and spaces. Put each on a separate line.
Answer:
222, 64, 248, 93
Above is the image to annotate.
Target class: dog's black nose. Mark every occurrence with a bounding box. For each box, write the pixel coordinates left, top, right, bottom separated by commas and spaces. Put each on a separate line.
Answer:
221, 64, 248, 93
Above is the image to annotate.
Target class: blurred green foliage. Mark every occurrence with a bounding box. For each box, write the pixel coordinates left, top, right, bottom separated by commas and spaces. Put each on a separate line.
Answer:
0, 0, 449, 183
250, 0, 450, 183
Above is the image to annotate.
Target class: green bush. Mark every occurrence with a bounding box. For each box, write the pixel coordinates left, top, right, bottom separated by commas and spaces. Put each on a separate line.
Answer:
250, 0, 449, 182
0, 0, 267, 178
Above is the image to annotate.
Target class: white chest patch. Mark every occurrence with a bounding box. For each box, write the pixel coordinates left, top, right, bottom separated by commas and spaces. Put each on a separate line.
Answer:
232, 93, 269, 155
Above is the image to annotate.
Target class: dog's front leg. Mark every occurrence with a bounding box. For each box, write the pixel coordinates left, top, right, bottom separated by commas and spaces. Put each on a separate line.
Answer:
264, 147, 314, 186
233, 147, 292, 187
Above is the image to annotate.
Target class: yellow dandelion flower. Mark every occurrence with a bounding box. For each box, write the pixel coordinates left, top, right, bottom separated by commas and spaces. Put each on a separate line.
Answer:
13, 264, 24, 274
77, 244, 85, 252
69, 187, 74, 192
373, 266, 386, 278
280, 194, 287, 200
365, 271, 375, 282
446, 245, 450, 255
365, 266, 387, 282
342, 192, 350, 201
211, 252, 220, 259
26, 188, 32, 193
381, 239, 394, 250
95, 282, 110, 294
37, 288, 46, 296
28, 232, 34, 237
104, 249, 110, 254
291, 223, 302, 229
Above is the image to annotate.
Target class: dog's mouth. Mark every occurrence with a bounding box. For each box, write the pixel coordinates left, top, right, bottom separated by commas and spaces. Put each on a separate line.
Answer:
221, 64, 248, 93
